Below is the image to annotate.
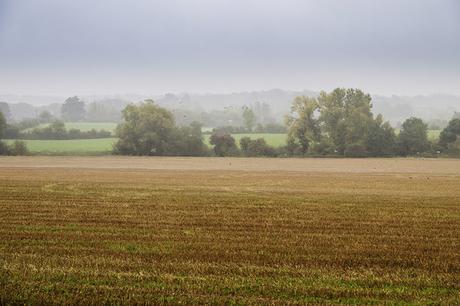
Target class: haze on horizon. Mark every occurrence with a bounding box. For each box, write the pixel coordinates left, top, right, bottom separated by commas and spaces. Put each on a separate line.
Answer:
0, 0, 459, 97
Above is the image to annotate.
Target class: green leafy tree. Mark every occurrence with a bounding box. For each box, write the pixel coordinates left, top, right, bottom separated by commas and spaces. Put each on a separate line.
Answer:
439, 118, 460, 149
397, 117, 430, 155
61, 96, 86, 122
209, 133, 239, 157
318, 88, 375, 155
289, 88, 396, 157
242, 106, 256, 132
285, 96, 320, 154
114, 100, 177, 155
366, 114, 396, 156
318, 89, 346, 152
342, 89, 374, 153
114, 101, 207, 156
0, 111, 6, 139
173, 121, 209, 156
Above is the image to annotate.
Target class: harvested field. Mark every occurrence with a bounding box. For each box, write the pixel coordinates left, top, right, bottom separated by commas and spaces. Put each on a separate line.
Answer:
0, 157, 459, 304
2, 156, 460, 174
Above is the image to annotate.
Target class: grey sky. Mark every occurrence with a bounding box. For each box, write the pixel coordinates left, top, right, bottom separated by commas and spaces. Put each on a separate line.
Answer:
0, 0, 459, 95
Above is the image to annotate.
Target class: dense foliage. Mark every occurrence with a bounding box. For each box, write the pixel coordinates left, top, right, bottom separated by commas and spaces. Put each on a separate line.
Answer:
438, 118, 460, 154
397, 117, 430, 156
240, 137, 276, 157
209, 133, 239, 157
284, 88, 431, 157
3, 89, 459, 157
114, 100, 209, 156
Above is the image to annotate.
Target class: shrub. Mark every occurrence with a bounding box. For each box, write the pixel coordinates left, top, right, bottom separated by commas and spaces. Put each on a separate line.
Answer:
344, 143, 368, 157
397, 117, 430, 156
209, 133, 240, 157
8, 140, 29, 156
0, 140, 29, 156
240, 137, 276, 157
0, 141, 8, 155
311, 137, 336, 156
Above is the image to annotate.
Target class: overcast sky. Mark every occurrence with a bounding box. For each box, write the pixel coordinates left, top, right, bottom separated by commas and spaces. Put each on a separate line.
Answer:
0, 0, 459, 96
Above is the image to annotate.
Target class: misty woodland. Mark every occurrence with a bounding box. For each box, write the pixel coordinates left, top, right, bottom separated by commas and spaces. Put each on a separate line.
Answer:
1, 88, 459, 157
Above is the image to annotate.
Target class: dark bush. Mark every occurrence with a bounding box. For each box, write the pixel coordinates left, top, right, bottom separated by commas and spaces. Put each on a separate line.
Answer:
209, 133, 240, 157
344, 143, 368, 157
240, 137, 276, 157
0, 141, 8, 155
8, 140, 29, 156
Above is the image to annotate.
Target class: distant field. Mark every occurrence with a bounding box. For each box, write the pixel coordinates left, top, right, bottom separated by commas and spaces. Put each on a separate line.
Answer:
0, 157, 459, 304
205, 133, 287, 147
4, 138, 117, 154
27, 122, 118, 133
5, 133, 286, 154
395, 129, 441, 141
428, 129, 441, 140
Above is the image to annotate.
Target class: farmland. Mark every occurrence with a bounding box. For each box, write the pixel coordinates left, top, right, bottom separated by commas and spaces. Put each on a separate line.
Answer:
8, 120, 444, 155
7, 120, 443, 155
0, 157, 459, 304
4, 134, 286, 155
4, 138, 117, 155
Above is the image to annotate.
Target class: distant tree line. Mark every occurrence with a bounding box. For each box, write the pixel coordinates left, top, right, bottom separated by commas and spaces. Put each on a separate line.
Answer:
208, 89, 460, 158
2, 88, 460, 157
5, 120, 112, 140
61, 96, 122, 123
109, 91, 460, 158
21, 121, 112, 140
112, 101, 286, 157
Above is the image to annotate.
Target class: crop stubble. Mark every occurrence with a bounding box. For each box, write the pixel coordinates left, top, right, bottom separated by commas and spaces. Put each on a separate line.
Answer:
0, 157, 459, 304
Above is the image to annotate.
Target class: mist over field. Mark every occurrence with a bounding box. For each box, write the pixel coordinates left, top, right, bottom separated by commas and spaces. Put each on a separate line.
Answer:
2, 91, 460, 126
1, 1, 460, 304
